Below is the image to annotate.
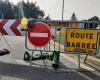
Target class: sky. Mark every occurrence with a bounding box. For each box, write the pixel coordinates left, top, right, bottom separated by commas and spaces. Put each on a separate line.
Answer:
9, 0, 100, 20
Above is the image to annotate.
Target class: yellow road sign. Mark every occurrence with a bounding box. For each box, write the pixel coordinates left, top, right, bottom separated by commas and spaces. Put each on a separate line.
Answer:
66, 29, 98, 54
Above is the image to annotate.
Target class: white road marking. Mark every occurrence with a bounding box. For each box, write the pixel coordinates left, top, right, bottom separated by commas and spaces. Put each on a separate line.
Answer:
31, 33, 48, 37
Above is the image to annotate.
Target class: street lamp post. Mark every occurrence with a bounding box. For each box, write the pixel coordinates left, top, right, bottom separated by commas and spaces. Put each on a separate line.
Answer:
62, 0, 64, 20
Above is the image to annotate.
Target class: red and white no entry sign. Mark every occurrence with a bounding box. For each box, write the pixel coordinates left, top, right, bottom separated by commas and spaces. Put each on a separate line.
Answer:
28, 22, 52, 47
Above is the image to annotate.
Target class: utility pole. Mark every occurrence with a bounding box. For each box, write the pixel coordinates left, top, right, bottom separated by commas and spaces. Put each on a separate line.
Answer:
62, 0, 64, 20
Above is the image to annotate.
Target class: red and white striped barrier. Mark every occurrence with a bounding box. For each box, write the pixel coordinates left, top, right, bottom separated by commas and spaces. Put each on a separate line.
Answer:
0, 19, 54, 38
0, 19, 25, 36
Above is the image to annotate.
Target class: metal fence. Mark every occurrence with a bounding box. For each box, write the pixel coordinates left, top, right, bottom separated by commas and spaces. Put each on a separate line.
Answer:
23, 20, 99, 69
25, 20, 99, 54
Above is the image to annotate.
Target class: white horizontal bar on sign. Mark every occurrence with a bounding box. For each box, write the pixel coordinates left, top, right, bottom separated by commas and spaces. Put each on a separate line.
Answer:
30, 32, 48, 37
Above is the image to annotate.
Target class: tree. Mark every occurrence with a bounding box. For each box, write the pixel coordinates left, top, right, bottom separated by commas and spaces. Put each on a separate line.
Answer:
88, 16, 100, 21
70, 13, 77, 21
0, 1, 45, 19
84, 16, 100, 28
0, 0, 14, 19
21, 1, 45, 19
13, 5, 19, 19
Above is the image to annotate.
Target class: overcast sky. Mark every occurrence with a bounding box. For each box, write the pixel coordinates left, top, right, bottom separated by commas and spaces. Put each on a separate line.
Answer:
9, 0, 100, 20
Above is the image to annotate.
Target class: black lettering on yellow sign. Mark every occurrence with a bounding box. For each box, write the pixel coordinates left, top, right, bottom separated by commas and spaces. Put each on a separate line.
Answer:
66, 42, 96, 49
82, 43, 85, 48
87, 43, 91, 49
46, 22, 52, 26
76, 43, 80, 48
92, 44, 96, 49
71, 32, 93, 39
44, 22, 69, 27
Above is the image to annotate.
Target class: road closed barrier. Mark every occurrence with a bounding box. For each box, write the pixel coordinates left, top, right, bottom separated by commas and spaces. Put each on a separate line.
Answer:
21, 18, 99, 69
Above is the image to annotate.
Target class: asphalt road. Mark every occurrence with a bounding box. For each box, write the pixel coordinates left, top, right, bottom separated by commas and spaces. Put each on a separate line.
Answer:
0, 36, 100, 80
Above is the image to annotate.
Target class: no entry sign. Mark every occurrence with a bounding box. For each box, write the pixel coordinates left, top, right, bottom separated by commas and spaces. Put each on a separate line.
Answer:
28, 22, 52, 47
